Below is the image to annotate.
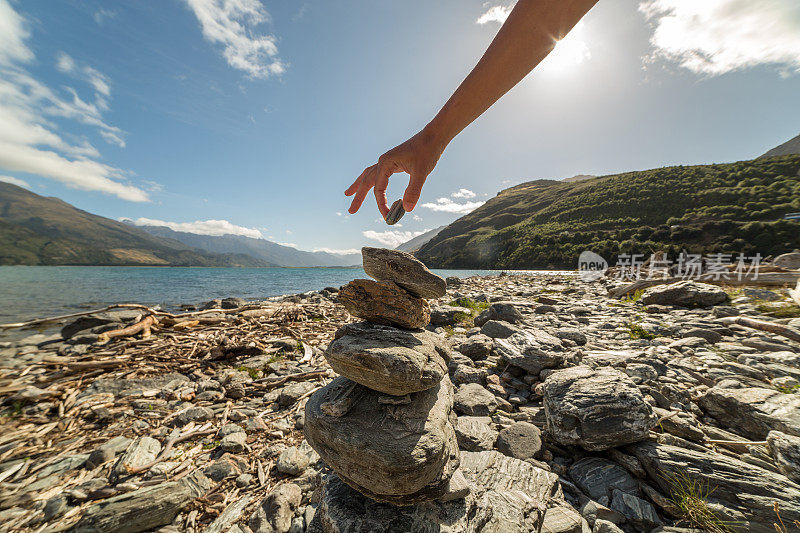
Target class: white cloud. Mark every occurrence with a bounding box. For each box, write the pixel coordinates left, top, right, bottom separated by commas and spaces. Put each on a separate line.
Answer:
0, 175, 29, 188
183, 0, 285, 79
56, 52, 111, 99
277, 242, 298, 248
420, 197, 485, 214
124, 217, 264, 238
0, 0, 33, 66
93, 8, 117, 25
362, 229, 429, 248
0, 1, 148, 201
451, 188, 476, 199
313, 247, 360, 255
412, 214, 422, 221
476, 4, 513, 25
640, 0, 800, 76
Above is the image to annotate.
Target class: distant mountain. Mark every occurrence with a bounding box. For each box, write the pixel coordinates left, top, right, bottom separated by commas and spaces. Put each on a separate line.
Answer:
562, 174, 597, 182
395, 226, 447, 253
416, 155, 800, 269
131, 224, 360, 267
761, 132, 800, 158
0, 182, 272, 266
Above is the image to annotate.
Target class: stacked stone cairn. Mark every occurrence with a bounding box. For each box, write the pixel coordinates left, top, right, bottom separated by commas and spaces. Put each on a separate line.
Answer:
304, 247, 469, 505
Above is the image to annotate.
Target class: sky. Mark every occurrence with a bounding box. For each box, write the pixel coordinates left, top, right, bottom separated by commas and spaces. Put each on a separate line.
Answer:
1, 0, 799, 253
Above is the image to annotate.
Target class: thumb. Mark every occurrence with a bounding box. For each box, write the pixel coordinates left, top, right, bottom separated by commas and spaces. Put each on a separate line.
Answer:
403, 174, 427, 212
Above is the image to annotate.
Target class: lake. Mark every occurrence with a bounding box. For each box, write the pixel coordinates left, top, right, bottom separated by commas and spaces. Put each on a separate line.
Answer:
0, 266, 517, 325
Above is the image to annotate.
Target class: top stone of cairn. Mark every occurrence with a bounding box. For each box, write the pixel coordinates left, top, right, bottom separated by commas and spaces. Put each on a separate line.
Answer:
362, 247, 447, 299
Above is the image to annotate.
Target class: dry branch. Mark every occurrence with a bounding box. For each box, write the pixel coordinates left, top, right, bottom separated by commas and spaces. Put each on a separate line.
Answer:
718, 316, 800, 343
97, 315, 157, 344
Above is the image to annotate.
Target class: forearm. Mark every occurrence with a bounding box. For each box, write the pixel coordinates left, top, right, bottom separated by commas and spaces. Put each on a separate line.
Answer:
425, 0, 599, 147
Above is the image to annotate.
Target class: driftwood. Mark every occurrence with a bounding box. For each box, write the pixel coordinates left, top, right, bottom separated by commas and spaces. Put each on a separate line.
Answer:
252, 369, 332, 389
610, 272, 800, 298
0, 302, 275, 330
718, 316, 800, 343
97, 315, 158, 344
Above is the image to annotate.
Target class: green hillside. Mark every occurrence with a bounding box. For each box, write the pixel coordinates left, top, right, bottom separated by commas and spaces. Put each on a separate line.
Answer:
0, 183, 272, 266
416, 155, 800, 269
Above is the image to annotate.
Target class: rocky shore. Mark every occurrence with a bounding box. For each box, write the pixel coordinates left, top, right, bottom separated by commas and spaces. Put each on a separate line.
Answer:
1, 255, 800, 532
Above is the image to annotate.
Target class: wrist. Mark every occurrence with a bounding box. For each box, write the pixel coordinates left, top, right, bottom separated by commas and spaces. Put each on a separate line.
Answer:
421, 116, 454, 155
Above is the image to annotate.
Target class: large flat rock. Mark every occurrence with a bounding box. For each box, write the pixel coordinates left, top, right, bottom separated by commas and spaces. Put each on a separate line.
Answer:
362, 247, 446, 299
543, 366, 656, 451
698, 386, 800, 439
337, 279, 430, 329
304, 376, 458, 502
310, 450, 563, 533
639, 281, 728, 308
493, 331, 564, 374
629, 441, 800, 533
324, 321, 451, 395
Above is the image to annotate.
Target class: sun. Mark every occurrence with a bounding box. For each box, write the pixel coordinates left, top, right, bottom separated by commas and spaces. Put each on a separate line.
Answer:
538, 21, 591, 75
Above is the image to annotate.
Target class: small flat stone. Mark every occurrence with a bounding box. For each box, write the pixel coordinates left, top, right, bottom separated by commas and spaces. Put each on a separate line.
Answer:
362, 247, 446, 299
496, 421, 542, 460
385, 199, 405, 225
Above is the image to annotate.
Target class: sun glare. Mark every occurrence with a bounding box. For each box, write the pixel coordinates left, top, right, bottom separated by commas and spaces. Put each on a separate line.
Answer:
538, 21, 591, 75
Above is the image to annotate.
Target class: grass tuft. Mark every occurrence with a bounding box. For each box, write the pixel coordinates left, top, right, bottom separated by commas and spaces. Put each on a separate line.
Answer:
663, 471, 734, 533
756, 303, 800, 319
626, 322, 656, 340
448, 297, 490, 313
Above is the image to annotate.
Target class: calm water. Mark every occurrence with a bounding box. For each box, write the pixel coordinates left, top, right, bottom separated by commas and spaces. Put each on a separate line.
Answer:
0, 266, 511, 325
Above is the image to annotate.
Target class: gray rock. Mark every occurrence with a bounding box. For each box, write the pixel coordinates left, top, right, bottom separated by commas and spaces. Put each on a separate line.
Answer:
221, 297, 247, 309
220, 431, 247, 453
362, 247, 446, 298
430, 306, 471, 327
173, 405, 214, 426
698, 386, 800, 439
112, 437, 161, 478
609, 489, 661, 530
773, 252, 800, 270
494, 331, 564, 374
474, 302, 523, 327
276, 446, 310, 476
278, 381, 317, 406
767, 430, 800, 482
450, 364, 487, 386
204, 456, 242, 482
84, 373, 189, 397
455, 416, 498, 451
454, 383, 498, 416
249, 483, 302, 533
73, 471, 210, 533
86, 436, 132, 469
305, 376, 459, 503
338, 279, 431, 329
43, 495, 70, 521
568, 457, 638, 503
311, 472, 473, 532
624, 363, 658, 384
543, 366, 656, 451
682, 328, 722, 343
495, 421, 542, 460
630, 441, 800, 533
541, 505, 585, 533
592, 520, 624, 533
324, 321, 451, 396
481, 320, 523, 339
639, 281, 728, 308
459, 450, 563, 532
555, 328, 587, 346
457, 334, 493, 360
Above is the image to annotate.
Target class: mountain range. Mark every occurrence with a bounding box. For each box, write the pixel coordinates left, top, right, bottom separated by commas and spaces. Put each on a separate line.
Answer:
130, 224, 360, 267
0, 183, 357, 267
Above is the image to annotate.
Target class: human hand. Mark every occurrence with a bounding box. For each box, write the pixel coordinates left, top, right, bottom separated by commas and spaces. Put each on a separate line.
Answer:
345, 129, 447, 217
